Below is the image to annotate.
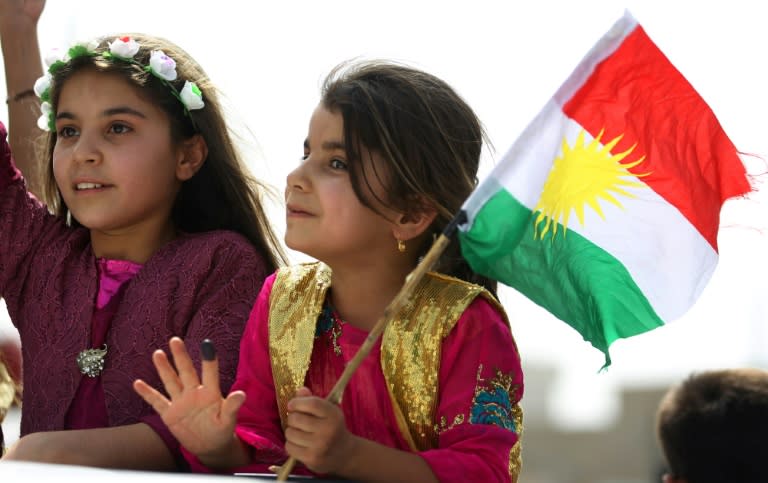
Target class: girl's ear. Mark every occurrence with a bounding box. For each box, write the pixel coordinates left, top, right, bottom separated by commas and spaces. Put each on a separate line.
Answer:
393, 203, 438, 242
176, 134, 208, 181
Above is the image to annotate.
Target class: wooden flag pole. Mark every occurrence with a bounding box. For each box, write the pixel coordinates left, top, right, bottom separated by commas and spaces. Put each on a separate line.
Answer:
275, 212, 466, 480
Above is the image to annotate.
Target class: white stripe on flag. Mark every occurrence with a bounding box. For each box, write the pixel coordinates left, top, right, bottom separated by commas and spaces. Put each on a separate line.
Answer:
503, 111, 717, 321
462, 99, 567, 223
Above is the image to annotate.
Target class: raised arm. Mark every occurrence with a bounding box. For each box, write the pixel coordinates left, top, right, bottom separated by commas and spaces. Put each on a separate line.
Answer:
0, 0, 45, 196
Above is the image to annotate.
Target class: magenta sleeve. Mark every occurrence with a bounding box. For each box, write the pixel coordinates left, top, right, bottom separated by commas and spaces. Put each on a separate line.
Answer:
418, 297, 524, 483
0, 123, 22, 188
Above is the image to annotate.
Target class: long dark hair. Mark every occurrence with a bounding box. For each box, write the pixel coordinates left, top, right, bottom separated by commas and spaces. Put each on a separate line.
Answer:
40, 34, 285, 271
321, 60, 496, 295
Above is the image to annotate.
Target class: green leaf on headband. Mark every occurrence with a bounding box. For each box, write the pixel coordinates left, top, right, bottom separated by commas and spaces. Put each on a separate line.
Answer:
48, 60, 67, 75
68, 45, 92, 59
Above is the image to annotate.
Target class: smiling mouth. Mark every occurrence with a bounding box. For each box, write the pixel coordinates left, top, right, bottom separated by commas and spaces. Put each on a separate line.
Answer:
286, 204, 312, 216
75, 183, 107, 191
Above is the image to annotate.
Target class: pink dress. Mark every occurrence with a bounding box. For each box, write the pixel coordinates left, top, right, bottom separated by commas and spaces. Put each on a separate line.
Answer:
187, 273, 524, 482
65, 259, 141, 429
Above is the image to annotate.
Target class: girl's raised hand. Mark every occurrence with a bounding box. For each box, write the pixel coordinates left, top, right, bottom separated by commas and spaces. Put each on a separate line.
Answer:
0, 0, 45, 28
284, 387, 358, 475
133, 337, 246, 462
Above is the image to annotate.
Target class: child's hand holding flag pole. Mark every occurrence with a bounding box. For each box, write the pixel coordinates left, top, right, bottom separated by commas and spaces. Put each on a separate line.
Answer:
276, 10, 750, 479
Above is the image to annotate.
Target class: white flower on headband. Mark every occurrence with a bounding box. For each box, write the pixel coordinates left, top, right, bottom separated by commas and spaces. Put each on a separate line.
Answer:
37, 102, 52, 131
75, 39, 101, 52
149, 50, 177, 81
34, 74, 52, 97
108, 36, 139, 59
44, 48, 67, 68
43, 40, 98, 69
35, 40, 201, 131
180, 81, 204, 110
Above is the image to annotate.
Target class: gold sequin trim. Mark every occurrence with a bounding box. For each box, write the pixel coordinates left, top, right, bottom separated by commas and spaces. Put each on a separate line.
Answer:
381, 272, 498, 451
268, 263, 332, 428
509, 431, 522, 483
267, 263, 511, 454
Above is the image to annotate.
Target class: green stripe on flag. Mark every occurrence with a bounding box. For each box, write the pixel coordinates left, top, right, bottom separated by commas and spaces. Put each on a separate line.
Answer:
458, 189, 664, 366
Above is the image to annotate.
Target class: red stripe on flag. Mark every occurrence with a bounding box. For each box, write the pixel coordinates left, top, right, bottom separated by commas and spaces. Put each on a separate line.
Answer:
562, 26, 750, 251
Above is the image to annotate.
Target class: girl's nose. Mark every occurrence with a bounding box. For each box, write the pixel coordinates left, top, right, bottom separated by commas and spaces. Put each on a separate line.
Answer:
72, 132, 103, 165
286, 162, 309, 192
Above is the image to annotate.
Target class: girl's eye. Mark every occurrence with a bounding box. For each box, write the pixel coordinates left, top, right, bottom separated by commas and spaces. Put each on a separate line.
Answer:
330, 159, 348, 170
57, 126, 78, 138
108, 123, 131, 135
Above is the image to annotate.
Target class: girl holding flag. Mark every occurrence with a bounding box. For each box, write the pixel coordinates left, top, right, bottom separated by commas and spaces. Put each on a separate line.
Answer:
135, 61, 525, 482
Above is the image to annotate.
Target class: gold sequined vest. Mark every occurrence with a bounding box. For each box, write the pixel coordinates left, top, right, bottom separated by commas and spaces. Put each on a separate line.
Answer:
268, 262, 505, 451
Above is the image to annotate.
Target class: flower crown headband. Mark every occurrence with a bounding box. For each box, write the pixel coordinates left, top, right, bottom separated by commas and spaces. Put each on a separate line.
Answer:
33, 36, 205, 132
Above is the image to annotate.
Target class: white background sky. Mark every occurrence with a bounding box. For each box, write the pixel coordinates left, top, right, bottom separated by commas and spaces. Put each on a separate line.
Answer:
1, 0, 766, 429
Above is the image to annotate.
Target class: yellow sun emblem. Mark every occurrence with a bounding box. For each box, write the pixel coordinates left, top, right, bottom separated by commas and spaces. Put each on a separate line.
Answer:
533, 129, 649, 240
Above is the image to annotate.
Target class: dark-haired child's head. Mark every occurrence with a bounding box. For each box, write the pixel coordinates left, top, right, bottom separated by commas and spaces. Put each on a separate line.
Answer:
317, 61, 495, 292
656, 368, 768, 483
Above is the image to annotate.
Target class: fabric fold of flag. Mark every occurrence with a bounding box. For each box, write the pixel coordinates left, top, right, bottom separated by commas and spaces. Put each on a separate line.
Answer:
458, 11, 751, 367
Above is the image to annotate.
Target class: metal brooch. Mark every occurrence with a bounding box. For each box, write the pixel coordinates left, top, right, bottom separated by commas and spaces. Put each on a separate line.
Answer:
76, 345, 108, 378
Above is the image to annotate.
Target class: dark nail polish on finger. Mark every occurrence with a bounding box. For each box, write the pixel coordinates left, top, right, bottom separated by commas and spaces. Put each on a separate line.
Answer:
201, 339, 216, 361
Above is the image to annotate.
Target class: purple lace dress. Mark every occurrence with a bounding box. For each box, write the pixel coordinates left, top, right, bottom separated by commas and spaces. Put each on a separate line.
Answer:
0, 122, 270, 463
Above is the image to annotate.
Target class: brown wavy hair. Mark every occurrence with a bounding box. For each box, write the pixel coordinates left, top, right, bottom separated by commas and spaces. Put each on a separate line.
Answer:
39, 34, 285, 271
321, 60, 496, 295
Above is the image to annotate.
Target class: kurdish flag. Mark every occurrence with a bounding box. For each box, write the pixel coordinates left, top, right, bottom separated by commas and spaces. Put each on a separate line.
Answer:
457, 11, 751, 366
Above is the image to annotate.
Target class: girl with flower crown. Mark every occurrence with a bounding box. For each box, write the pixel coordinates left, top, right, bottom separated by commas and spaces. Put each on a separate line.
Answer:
136, 61, 524, 482
0, 1, 285, 469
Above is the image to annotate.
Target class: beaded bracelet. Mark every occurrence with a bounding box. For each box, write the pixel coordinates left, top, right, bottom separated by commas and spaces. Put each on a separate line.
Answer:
5, 89, 36, 104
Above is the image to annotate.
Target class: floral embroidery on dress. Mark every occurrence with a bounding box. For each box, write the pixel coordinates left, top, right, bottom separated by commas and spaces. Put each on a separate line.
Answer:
436, 364, 520, 435
315, 302, 343, 356
315, 304, 335, 337
435, 413, 465, 433
470, 364, 518, 432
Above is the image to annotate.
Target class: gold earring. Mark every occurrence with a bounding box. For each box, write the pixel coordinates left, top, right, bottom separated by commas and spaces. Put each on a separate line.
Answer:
397, 239, 406, 253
